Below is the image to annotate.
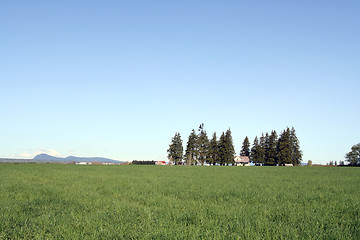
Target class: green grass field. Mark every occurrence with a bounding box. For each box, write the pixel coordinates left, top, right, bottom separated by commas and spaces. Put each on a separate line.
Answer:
0, 164, 359, 239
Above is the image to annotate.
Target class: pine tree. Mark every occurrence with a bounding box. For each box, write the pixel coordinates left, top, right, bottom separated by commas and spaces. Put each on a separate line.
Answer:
240, 136, 250, 157
225, 129, 235, 165
258, 133, 266, 165
208, 132, 219, 165
218, 132, 226, 166
290, 127, 302, 165
250, 136, 260, 164
263, 132, 271, 165
197, 123, 209, 166
265, 130, 278, 165
184, 129, 198, 165
277, 128, 291, 166
167, 132, 183, 165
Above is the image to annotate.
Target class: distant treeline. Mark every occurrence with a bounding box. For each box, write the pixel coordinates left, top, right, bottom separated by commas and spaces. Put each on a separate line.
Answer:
167, 124, 302, 166
132, 160, 155, 165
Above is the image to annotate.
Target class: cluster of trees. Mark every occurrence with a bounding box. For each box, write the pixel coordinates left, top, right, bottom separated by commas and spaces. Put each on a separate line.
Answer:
167, 124, 235, 166
249, 127, 302, 166
326, 160, 345, 166
345, 143, 360, 166
167, 124, 302, 166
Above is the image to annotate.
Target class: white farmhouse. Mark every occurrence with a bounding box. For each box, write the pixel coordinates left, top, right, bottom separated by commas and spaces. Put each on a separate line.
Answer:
234, 156, 251, 166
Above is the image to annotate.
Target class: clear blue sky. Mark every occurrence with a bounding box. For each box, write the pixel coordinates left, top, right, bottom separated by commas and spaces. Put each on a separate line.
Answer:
1, 1, 359, 164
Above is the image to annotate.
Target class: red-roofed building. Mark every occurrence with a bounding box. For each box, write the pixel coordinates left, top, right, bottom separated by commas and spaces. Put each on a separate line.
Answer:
155, 161, 166, 165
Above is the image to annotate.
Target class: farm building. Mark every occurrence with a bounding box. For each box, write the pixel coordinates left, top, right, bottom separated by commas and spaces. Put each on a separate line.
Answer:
234, 156, 251, 166
155, 161, 166, 165
77, 162, 89, 165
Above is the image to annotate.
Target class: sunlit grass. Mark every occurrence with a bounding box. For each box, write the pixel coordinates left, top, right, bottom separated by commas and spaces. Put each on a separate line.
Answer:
0, 164, 359, 239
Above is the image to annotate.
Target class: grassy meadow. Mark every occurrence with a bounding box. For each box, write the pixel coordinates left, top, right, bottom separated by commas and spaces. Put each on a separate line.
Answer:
0, 164, 359, 239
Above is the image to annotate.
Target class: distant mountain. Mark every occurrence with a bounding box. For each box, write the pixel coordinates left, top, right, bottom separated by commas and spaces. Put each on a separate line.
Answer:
34, 154, 63, 161
33, 154, 122, 163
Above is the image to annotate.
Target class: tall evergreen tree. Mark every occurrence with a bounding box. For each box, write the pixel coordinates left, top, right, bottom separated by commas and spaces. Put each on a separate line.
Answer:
240, 136, 250, 157
218, 132, 226, 166
225, 129, 235, 165
262, 132, 271, 165
258, 133, 266, 165
265, 130, 278, 165
290, 127, 302, 165
250, 136, 260, 164
277, 128, 292, 165
167, 132, 183, 165
197, 123, 209, 166
184, 129, 198, 165
208, 132, 219, 165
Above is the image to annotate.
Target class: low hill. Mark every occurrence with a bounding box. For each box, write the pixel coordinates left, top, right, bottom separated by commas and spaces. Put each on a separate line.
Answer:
33, 154, 122, 163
